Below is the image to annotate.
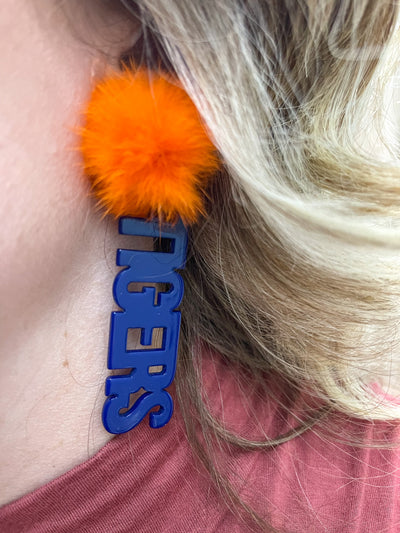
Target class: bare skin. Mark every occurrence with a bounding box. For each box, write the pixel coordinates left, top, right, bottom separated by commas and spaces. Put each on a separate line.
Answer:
0, 0, 139, 506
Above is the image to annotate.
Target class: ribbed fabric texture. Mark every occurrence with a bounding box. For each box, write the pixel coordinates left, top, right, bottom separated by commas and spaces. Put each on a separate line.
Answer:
1, 350, 400, 533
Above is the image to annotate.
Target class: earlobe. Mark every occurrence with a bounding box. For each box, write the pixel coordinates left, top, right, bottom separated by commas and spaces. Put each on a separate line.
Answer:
89, 56, 106, 82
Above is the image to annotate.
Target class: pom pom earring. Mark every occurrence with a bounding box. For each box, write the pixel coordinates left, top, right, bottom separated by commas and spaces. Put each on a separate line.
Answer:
81, 67, 219, 434
81, 67, 219, 224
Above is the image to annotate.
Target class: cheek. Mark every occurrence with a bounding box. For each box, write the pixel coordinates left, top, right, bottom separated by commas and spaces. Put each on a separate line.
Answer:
0, 3, 107, 318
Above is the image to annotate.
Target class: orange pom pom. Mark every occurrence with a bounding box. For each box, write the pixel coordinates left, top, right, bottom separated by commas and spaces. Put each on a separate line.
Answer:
80, 68, 220, 224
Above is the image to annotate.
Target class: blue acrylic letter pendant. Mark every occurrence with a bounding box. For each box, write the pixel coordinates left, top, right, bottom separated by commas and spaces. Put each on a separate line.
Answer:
102, 218, 188, 434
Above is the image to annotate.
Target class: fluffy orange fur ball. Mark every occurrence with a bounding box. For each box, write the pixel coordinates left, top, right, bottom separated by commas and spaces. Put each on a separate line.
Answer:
81, 68, 220, 224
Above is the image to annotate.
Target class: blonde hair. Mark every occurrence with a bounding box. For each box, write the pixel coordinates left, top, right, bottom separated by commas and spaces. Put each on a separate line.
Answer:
122, 1, 400, 530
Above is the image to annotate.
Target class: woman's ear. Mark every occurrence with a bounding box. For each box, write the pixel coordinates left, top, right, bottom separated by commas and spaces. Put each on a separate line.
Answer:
61, 0, 143, 72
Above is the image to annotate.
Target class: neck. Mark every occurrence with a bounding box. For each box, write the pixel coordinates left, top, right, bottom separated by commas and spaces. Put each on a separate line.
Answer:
0, 213, 125, 506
